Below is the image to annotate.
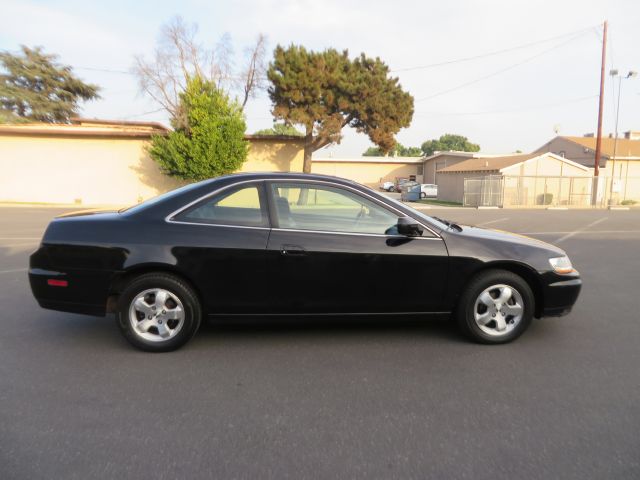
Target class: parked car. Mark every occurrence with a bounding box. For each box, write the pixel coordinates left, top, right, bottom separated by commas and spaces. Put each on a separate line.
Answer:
30, 172, 581, 351
380, 181, 395, 192
420, 183, 438, 198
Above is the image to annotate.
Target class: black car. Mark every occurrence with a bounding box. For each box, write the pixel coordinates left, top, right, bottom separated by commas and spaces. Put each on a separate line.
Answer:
29, 173, 581, 351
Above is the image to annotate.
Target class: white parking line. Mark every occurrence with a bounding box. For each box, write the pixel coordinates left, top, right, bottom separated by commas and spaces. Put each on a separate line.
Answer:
0, 268, 27, 275
477, 217, 508, 227
555, 217, 608, 243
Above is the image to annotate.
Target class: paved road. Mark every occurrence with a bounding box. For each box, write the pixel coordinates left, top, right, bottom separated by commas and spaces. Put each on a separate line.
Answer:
1, 206, 639, 479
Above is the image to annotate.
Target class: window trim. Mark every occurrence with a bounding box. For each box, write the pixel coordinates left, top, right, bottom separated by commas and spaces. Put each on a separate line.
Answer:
267, 181, 403, 236
165, 178, 441, 238
169, 181, 270, 228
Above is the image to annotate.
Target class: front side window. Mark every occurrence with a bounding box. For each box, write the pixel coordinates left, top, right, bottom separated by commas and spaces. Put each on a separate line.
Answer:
175, 184, 267, 227
271, 183, 400, 235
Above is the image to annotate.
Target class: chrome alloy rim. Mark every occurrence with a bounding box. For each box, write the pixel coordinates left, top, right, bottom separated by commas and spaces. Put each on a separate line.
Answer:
128, 288, 185, 342
473, 284, 524, 336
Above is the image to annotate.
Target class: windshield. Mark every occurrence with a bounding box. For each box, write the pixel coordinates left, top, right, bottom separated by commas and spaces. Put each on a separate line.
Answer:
119, 180, 212, 214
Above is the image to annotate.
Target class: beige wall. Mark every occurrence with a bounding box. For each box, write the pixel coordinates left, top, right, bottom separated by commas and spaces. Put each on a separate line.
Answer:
311, 161, 422, 187
501, 156, 590, 176
436, 172, 489, 203
0, 134, 305, 206
423, 154, 471, 184
534, 137, 596, 166
0, 134, 186, 206
240, 138, 304, 173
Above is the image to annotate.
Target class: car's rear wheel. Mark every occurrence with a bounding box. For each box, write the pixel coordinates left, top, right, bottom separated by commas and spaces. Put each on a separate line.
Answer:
116, 273, 201, 352
455, 269, 534, 344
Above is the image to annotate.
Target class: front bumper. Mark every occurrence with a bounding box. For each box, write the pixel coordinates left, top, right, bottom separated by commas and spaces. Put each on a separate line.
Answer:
541, 275, 582, 317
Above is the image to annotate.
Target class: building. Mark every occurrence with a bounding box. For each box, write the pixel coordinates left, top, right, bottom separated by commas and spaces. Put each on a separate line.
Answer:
534, 133, 640, 178
434, 152, 591, 205
311, 156, 424, 187
0, 119, 304, 205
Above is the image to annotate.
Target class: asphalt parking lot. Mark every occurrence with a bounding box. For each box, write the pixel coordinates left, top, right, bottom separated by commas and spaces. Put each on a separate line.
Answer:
1, 206, 639, 479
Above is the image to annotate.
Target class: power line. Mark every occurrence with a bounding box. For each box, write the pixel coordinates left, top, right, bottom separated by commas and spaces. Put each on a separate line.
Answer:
391, 25, 600, 73
414, 30, 594, 102
413, 94, 598, 117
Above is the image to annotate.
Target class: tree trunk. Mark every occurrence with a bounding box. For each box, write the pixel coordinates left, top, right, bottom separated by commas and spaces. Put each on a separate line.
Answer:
303, 131, 313, 173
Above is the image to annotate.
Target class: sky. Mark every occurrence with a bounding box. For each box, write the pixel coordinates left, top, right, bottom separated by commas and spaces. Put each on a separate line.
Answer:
1, 0, 639, 157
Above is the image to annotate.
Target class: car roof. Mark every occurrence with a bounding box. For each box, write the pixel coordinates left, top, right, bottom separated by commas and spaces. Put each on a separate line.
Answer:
216, 171, 362, 186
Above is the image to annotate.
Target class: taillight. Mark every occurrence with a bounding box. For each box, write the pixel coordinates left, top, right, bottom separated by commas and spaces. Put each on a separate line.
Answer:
47, 279, 68, 287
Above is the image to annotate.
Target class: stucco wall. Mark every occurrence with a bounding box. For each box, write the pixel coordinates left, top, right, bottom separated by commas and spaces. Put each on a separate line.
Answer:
311, 161, 422, 187
436, 172, 489, 203
534, 138, 596, 166
241, 138, 304, 173
0, 134, 305, 206
501, 156, 590, 176
423, 154, 471, 184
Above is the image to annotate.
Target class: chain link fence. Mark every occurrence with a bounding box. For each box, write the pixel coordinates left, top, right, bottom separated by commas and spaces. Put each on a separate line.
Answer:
463, 175, 640, 208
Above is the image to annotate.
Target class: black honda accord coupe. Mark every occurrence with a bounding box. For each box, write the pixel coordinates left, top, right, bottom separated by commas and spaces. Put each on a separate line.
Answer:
29, 172, 581, 351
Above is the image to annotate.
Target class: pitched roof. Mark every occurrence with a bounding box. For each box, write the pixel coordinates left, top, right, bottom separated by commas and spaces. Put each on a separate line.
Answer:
562, 136, 640, 159
436, 154, 539, 173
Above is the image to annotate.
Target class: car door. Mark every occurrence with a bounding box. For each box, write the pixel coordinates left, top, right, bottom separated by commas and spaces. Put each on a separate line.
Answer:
265, 180, 448, 314
167, 181, 271, 314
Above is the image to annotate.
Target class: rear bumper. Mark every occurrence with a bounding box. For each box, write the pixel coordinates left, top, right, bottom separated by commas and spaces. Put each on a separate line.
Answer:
541, 276, 582, 317
29, 267, 110, 317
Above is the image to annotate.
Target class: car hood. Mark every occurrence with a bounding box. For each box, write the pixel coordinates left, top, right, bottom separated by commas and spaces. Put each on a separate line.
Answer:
449, 224, 565, 256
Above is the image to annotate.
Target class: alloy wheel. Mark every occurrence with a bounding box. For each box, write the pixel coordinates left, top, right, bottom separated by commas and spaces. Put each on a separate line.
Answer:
473, 284, 524, 337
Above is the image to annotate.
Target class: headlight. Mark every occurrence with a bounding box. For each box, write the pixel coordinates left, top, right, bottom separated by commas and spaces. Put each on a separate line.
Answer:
549, 256, 574, 274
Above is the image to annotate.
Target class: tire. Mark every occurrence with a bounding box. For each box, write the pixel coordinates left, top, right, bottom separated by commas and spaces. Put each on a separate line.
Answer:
420, 192, 427, 199
116, 273, 201, 352
455, 269, 534, 344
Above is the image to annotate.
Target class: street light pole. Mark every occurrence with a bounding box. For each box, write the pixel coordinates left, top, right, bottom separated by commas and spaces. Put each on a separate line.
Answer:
608, 70, 638, 203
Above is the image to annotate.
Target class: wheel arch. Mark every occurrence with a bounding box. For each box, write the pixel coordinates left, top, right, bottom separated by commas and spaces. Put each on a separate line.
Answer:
106, 264, 203, 314
470, 261, 544, 318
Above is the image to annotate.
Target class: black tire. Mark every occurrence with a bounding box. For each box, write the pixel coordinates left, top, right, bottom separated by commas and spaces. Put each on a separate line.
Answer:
420, 192, 427, 199
116, 273, 201, 352
455, 269, 534, 344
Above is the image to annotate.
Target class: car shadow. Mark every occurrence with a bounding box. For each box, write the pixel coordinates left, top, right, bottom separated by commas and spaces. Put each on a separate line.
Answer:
197, 315, 461, 344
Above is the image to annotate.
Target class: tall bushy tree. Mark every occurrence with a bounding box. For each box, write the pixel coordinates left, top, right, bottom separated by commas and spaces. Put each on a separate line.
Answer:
149, 76, 248, 180
363, 143, 422, 157
421, 134, 480, 156
254, 122, 303, 136
0, 46, 99, 123
268, 45, 414, 172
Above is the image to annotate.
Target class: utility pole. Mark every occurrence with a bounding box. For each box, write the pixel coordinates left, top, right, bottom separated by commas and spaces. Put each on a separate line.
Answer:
592, 20, 607, 206
594, 21, 607, 178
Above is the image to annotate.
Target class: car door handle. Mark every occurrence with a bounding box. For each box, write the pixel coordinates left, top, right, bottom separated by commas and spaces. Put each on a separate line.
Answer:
281, 244, 306, 256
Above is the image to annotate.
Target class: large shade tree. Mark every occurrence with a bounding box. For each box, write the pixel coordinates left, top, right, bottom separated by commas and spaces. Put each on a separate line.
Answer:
0, 46, 100, 123
421, 134, 480, 156
362, 143, 422, 157
267, 45, 414, 172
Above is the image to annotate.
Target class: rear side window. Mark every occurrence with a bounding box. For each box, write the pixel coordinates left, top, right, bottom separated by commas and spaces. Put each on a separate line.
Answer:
174, 184, 268, 227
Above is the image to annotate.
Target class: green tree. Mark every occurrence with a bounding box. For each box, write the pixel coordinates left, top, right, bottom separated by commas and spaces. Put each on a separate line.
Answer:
254, 122, 303, 136
149, 76, 248, 181
268, 45, 414, 172
362, 143, 422, 157
421, 134, 480, 157
0, 46, 99, 123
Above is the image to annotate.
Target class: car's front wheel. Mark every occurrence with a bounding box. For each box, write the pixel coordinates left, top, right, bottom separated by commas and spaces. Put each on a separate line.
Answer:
116, 273, 201, 352
456, 269, 534, 344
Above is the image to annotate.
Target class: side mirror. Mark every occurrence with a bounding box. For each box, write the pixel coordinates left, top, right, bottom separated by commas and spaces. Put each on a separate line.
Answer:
397, 216, 423, 237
